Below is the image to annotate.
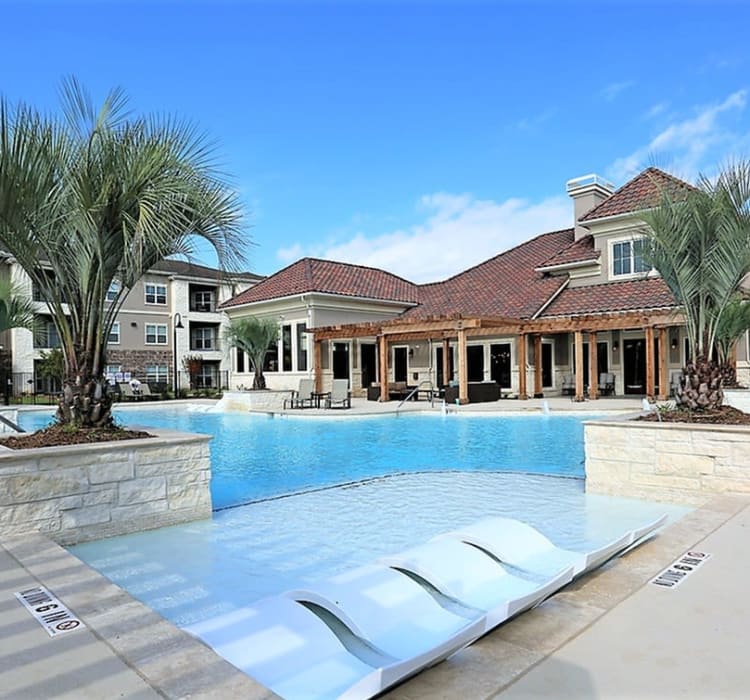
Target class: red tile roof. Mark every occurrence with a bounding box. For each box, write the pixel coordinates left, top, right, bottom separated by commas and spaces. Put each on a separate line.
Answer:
221, 257, 419, 308
538, 278, 676, 318
402, 229, 574, 320
536, 235, 600, 270
579, 167, 693, 222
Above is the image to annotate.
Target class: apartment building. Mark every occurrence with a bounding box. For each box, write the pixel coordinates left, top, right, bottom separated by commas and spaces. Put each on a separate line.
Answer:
0, 257, 261, 396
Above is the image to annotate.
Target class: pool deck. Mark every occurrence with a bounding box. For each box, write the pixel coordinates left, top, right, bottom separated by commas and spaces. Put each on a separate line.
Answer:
3, 396, 747, 699
2, 493, 748, 699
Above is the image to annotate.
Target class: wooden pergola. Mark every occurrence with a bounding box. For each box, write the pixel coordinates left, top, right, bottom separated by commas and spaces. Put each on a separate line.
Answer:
311, 308, 682, 403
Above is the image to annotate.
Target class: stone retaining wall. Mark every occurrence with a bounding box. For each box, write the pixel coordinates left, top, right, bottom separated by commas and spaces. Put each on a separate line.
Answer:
0, 429, 212, 545
585, 416, 750, 505
218, 389, 290, 412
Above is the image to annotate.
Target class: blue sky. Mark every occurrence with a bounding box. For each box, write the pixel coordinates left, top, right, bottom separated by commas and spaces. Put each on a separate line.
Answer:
2, 0, 749, 282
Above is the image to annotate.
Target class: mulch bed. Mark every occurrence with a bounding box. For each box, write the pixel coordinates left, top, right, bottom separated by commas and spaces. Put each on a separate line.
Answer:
0, 424, 153, 450
637, 405, 750, 425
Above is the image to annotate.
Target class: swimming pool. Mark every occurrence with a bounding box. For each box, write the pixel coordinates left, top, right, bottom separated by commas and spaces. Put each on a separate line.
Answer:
20, 406, 591, 509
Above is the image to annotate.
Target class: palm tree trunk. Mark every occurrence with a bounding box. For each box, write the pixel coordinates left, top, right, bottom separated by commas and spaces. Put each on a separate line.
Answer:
57, 376, 114, 428
676, 356, 724, 410
252, 366, 266, 390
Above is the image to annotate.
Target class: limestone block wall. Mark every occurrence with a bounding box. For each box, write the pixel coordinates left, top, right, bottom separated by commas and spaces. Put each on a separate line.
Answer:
0, 429, 212, 545
218, 389, 291, 412
585, 417, 750, 505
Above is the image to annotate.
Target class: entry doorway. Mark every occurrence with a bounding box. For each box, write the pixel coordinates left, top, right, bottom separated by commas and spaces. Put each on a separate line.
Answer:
436, 346, 454, 386
360, 343, 377, 388
332, 342, 350, 381
623, 339, 645, 394
490, 343, 512, 388
542, 342, 553, 388
576, 341, 610, 388
393, 347, 408, 383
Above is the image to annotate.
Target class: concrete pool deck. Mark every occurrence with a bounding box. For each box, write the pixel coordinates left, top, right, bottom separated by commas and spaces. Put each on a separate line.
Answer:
1, 493, 747, 699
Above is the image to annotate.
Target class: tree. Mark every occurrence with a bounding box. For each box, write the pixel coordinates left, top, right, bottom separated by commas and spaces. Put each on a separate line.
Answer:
715, 294, 750, 387
0, 79, 245, 427
0, 278, 37, 334
225, 317, 279, 390
641, 162, 750, 409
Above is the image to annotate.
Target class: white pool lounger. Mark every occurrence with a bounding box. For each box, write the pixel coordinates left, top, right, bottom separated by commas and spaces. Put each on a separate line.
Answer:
379, 538, 574, 632
287, 563, 485, 676
445, 516, 646, 579
186, 597, 388, 700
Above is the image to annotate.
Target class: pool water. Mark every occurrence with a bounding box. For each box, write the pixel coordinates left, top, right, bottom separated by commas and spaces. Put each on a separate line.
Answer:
69, 471, 687, 628
20, 407, 590, 509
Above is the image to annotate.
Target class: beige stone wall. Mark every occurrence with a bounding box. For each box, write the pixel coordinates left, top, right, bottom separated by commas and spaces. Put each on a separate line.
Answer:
585, 417, 750, 505
0, 429, 212, 545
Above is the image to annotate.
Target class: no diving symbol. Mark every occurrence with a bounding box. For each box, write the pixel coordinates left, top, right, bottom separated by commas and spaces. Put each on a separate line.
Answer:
55, 620, 80, 632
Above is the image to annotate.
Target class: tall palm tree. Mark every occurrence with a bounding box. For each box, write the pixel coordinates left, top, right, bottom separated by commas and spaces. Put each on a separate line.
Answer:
0, 79, 246, 427
641, 163, 750, 409
714, 293, 750, 387
0, 278, 37, 334
225, 317, 279, 390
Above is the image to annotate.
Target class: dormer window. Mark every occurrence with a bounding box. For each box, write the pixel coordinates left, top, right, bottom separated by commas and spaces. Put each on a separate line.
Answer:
611, 237, 650, 278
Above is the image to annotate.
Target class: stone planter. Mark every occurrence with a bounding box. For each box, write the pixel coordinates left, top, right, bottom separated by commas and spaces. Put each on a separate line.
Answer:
585, 415, 750, 505
0, 428, 212, 545
219, 389, 290, 412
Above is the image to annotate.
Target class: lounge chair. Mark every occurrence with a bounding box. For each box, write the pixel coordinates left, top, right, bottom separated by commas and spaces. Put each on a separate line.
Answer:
561, 374, 575, 396
118, 383, 138, 401
186, 596, 386, 700
286, 563, 484, 674
599, 372, 615, 395
139, 384, 153, 400
443, 516, 638, 579
380, 537, 573, 633
283, 378, 315, 409
326, 378, 351, 409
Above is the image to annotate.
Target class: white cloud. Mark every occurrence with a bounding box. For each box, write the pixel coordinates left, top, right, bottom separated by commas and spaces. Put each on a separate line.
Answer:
609, 89, 748, 182
600, 80, 635, 102
644, 101, 669, 120
276, 193, 572, 283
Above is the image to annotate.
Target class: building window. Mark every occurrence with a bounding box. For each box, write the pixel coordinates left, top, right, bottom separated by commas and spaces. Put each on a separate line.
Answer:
282, 324, 292, 372
296, 323, 308, 372
612, 238, 650, 277
236, 347, 245, 373
191, 290, 215, 312
108, 321, 120, 345
33, 318, 61, 348
145, 283, 167, 305
106, 280, 121, 302
196, 363, 219, 388
145, 323, 168, 345
191, 327, 216, 350
104, 364, 122, 385
145, 364, 169, 383
263, 341, 278, 372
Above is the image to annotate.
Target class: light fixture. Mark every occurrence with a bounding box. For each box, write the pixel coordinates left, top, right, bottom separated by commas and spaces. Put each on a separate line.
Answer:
671, 336, 678, 350
612, 341, 619, 352
173, 313, 185, 395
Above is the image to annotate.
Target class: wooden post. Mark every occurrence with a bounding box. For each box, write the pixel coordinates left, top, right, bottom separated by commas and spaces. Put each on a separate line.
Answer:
378, 334, 389, 401
574, 330, 585, 401
533, 334, 543, 398
589, 331, 598, 399
658, 327, 668, 400
442, 338, 450, 388
518, 333, 527, 399
457, 327, 468, 404
645, 326, 655, 398
313, 339, 323, 393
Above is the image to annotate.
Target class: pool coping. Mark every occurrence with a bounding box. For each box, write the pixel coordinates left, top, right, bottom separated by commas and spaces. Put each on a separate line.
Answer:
2, 493, 747, 699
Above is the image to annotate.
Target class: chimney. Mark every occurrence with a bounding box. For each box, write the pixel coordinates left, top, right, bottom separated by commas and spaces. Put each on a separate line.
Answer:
566, 174, 615, 240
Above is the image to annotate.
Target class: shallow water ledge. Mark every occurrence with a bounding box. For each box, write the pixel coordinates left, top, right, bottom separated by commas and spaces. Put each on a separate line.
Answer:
585, 415, 750, 505
0, 429, 212, 545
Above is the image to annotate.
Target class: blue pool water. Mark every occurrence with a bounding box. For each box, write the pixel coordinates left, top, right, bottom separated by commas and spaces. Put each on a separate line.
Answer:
20, 407, 590, 509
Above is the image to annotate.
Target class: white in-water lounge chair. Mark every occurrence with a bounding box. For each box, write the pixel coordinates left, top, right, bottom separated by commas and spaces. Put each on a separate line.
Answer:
286, 563, 484, 681
379, 537, 574, 633
444, 515, 666, 580
186, 596, 387, 700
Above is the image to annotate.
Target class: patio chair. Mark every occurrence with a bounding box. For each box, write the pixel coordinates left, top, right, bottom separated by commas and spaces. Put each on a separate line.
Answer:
326, 378, 351, 409
599, 372, 615, 396
283, 378, 315, 409
561, 374, 575, 396
670, 371, 683, 398
139, 384, 153, 400
118, 383, 137, 401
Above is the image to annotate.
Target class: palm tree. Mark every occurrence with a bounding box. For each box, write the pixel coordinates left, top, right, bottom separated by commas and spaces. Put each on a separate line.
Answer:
225, 317, 279, 390
0, 278, 37, 334
714, 294, 750, 387
641, 163, 750, 409
0, 79, 245, 427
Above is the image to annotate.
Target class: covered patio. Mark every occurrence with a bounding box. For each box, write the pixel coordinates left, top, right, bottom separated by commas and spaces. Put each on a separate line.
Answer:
310, 309, 685, 403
